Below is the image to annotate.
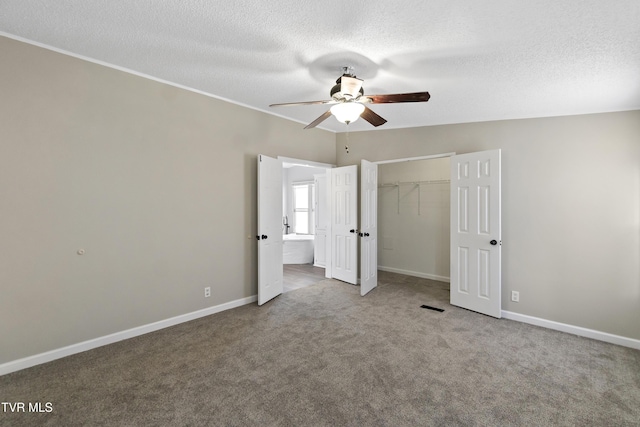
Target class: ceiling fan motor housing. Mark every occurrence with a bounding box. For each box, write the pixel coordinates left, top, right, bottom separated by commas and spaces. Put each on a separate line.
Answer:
331, 76, 364, 101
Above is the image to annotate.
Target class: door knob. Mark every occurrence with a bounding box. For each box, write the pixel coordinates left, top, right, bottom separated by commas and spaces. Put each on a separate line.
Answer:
350, 229, 356, 233
364, 233, 370, 237
490, 240, 497, 245
262, 234, 268, 240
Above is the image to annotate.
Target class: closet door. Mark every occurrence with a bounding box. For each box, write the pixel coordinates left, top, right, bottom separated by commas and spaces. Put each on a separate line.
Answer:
360, 160, 378, 295
450, 149, 501, 317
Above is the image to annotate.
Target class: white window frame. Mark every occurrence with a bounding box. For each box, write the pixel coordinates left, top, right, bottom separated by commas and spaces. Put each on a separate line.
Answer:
292, 181, 315, 235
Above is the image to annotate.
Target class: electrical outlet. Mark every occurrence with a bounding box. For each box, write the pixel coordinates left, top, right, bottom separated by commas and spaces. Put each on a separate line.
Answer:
204, 287, 211, 298
511, 291, 520, 302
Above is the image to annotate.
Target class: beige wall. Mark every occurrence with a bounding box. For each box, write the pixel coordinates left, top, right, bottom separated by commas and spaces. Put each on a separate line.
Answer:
337, 111, 640, 340
0, 37, 335, 364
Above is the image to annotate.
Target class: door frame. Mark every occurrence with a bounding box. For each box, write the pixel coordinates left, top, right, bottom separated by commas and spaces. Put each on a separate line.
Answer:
372, 151, 456, 287
279, 156, 334, 170
374, 153, 457, 165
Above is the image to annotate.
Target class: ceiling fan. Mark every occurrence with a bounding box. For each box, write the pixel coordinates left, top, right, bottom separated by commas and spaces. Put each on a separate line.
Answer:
269, 67, 431, 129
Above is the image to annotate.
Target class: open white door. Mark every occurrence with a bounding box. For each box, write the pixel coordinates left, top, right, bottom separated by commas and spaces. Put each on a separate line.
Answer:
360, 160, 378, 295
450, 149, 502, 318
257, 154, 283, 305
330, 165, 358, 285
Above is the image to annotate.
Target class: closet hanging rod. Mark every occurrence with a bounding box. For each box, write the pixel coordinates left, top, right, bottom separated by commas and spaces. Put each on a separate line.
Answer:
378, 179, 450, 187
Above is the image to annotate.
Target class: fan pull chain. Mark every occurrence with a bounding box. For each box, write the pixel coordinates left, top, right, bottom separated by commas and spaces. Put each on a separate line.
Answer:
345, 123, 350, 153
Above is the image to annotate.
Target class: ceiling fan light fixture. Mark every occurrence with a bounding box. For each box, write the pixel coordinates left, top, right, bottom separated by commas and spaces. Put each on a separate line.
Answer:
269, 69, 429, 129
330, 102, 365, 124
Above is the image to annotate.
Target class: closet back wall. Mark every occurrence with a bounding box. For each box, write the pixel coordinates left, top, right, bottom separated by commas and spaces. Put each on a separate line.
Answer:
378, 158, 450, 282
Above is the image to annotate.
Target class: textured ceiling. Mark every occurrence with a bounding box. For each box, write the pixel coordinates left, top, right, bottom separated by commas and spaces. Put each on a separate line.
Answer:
1, 1, 639, 132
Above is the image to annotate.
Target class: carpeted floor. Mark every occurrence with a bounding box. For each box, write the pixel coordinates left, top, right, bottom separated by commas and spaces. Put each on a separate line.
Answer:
1, 271, 639, 426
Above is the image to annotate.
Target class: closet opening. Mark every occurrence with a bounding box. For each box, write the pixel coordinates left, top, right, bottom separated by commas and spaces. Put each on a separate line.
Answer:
377, 153, 453, 286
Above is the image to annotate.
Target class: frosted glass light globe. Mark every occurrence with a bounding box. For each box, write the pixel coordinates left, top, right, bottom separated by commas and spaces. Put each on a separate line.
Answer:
330, 102, 365, 124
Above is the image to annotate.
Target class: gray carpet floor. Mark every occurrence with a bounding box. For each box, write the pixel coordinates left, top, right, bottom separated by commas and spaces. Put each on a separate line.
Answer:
1, 271, 639, 426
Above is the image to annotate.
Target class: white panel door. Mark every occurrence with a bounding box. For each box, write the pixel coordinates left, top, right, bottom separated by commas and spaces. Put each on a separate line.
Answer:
450, 149, 502, 318
313, 173, 327, 268
257, 154, 283, 305
330, 165, 358, 285
360, 160, 378, 296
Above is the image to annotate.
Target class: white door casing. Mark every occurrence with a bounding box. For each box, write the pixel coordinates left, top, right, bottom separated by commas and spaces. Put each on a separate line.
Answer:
450, 149, 502, 318
360, 160, 378, 296
330, 165, 358, 285
257, 154, 283, 305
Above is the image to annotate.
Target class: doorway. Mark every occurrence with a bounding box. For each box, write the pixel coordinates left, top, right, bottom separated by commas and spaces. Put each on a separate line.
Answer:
280, 157, 333, 293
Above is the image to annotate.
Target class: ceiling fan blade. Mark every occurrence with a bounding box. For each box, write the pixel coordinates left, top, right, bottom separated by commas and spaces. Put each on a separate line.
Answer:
270, 100, 336, 107
361, 92, 431, 104
360, 106, 387, 127
304, 110, 333, 129
340, 76, 363, 99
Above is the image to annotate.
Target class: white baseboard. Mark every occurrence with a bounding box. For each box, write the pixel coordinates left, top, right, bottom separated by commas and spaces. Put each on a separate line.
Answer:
0, 295, 257, 376
378, 265, 450, 283
4, 295, 636, 376
502, 310, 640, 350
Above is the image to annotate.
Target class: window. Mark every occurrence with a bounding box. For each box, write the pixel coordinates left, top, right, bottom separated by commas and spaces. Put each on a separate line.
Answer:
292, 182, 315, 234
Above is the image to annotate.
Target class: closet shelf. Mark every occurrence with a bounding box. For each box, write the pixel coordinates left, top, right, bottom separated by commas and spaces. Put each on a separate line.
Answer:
378, 179, 450, 215
378, 179, 450, 187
